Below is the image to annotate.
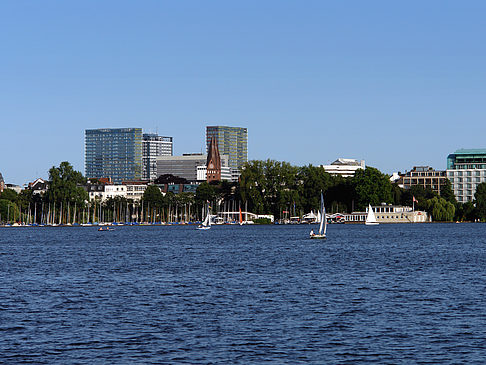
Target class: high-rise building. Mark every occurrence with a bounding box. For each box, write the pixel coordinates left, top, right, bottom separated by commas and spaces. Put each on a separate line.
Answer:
206, 125, 248, 174
85, 128, 143, 184
142, 134, 173, 181
446, 148, 486, 203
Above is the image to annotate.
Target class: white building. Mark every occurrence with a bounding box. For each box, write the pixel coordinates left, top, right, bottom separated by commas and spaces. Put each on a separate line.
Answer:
321, 158, 365, 177
87, 184, 127, 202
123, 182, 149, 200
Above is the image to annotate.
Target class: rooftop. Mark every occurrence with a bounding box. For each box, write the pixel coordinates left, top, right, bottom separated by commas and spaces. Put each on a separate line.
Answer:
453, 148, 486, 155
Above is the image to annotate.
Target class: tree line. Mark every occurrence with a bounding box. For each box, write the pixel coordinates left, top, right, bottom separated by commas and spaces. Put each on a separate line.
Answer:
3, 159, 486, 224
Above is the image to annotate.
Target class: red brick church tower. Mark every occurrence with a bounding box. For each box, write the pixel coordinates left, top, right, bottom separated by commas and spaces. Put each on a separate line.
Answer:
206, 137, 221, 182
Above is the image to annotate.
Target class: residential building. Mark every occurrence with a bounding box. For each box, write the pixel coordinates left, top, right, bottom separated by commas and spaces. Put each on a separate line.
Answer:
321, 158, 365, 177
206, 125, 248, 174
28, 178, 49, 195
122, 181, 149, 201
446, 148, 486, 203
142, 134, 173, 181
86, 183, 128, 202
156, 154, 207, 182
85, 128, 143, 184
397, 166, 447, 194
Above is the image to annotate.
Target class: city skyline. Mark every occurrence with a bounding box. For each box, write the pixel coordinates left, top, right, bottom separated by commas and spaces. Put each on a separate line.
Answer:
2, 1, 486, 184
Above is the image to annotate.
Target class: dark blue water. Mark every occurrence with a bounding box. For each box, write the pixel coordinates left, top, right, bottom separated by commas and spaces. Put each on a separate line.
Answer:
1, 223, 486, 363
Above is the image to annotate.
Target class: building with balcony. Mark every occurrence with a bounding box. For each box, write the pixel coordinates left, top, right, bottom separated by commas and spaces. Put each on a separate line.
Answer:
321, 158, 365, 177
446, 148, 486, 203
85, 128, 143, 184
397, 166, 447, 194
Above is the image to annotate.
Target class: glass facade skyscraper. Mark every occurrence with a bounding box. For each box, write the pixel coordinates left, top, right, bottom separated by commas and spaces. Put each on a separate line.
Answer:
206, 126, 247, 173
85, 128, 143, 184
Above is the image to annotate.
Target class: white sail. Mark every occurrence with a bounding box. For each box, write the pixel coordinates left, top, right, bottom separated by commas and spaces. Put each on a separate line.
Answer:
365, 204, 379, 225
318, 192, 327, 235
202, 203, 211, 227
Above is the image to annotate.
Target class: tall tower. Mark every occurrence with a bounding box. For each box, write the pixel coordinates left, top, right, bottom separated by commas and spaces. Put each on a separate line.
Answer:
85, 128, 143, 183
206, 137, 221, 182
142, 134, 173, 181
206, 125, 247, 174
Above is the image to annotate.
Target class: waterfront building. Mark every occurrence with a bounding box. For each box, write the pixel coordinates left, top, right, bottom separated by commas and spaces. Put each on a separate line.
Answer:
446, 148, 486, 203
0, 172, 4, 193
206, 125, 248, 174
396, 166, 447, 194
142, 134, 173, 181
344, 205, 429, 223
321, 158, 365, 177
85, 128, 143, 184
156, 154, 207, 182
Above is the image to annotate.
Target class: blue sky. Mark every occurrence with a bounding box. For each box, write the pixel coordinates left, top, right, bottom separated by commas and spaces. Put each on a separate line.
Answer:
1, 1, 486, 185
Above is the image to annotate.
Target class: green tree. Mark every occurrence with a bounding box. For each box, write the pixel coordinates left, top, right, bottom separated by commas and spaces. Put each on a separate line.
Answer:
0, 188, 18, 203
440, 179, 456, 204
142, 185, 164, 207
474, 182, 486, 221
298, 164, 333, 213
425, 196, 455, 222
0, 199, 19, 223
47, 161, 88, 206
195, 182, 216, 206
352, 167, 393, 211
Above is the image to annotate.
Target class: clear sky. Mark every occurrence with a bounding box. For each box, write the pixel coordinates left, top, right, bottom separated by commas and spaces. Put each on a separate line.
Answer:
1, 1, 486, 185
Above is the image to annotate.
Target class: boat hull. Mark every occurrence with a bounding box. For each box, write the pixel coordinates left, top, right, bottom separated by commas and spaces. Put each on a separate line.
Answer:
310, 234, 327, 239
365, 222, 379, 226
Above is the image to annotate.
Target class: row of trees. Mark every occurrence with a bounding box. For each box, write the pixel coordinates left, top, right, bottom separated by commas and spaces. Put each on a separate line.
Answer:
3, 159, 486, 224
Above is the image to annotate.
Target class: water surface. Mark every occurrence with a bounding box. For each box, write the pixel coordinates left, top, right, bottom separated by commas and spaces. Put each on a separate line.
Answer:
1, 223, 486, 363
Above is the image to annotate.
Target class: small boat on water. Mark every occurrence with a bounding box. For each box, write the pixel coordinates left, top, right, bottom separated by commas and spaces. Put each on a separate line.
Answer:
365, 204, 379, 226
197, 203, 211, 230
310, 192, 327, 239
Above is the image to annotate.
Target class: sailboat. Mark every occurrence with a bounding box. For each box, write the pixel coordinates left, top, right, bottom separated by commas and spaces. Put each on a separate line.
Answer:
365, 204, 379, 225
197, 203, 211, 230
310, 192, 327, 239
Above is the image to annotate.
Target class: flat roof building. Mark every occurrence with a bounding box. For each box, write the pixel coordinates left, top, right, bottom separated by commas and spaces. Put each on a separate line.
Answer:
321, 158, 365, 178
142, 134, 173, 181
447, 148, 486, 203
397, 166, 447, 195
156, 154, 207, 182
85, 128, 143, 184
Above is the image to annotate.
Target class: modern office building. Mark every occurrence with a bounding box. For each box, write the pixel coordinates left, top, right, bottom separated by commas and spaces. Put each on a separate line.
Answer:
321, 158, 365, 178
85, 128, 143, 184
156, 154, 208, 182
397, 166, 447, 194
206, 125, 248, 173
447, 148, 486, 203
142, 134, 173, 181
